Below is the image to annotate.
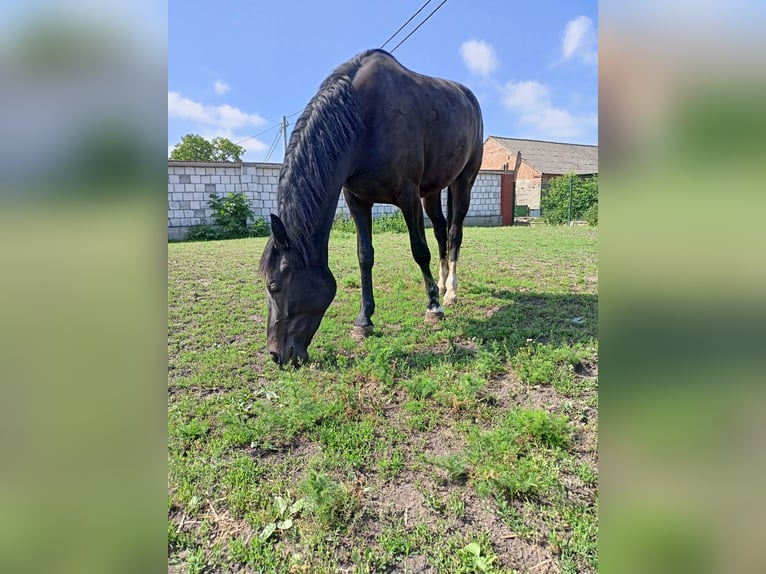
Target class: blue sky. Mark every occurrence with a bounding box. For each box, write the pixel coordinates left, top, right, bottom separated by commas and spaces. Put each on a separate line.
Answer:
169, 0, 598, 162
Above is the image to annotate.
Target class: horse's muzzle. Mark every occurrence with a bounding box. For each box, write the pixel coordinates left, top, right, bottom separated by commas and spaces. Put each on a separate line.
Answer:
269, 344, 309, 367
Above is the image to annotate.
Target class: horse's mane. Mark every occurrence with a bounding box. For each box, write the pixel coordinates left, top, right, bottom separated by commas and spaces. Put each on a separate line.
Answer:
260, 50, 394, 270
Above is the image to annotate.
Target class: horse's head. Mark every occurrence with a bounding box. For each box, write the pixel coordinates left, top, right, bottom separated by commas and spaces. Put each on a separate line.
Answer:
260, 214, 337, 366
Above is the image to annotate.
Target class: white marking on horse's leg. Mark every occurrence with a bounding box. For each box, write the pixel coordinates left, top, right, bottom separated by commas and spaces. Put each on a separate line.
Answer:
444, 261, 458, 305
425, 305, 444, 324
438, 258, 449, 295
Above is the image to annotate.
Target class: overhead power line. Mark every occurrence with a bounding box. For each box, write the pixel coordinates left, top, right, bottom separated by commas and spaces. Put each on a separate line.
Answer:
236, 108, 302, 146
390, 0, 448, 53
235, 123, 278, 145
381, 0, 433, 50
239, 0, 449, 149
262, 124, 283, 162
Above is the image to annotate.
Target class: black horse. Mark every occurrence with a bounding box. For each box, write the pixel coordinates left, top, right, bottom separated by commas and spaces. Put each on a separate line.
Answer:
260, 49, 483, 366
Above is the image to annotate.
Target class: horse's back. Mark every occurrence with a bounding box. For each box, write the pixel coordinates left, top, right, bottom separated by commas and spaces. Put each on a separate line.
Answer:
347, 50, 483, 196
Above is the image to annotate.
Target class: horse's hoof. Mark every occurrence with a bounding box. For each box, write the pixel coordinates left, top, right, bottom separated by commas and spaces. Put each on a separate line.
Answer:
425, 309, 445, 324
443, 294, 457, 306
351, 325, 373, 342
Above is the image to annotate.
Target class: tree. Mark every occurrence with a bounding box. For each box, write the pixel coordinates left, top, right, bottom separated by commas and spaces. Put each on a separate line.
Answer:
540, 174, 598, 225
169, 134, 245, 162
211, 137, 245, 162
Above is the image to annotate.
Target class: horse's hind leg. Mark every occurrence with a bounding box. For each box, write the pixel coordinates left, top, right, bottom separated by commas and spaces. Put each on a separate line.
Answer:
444, 177, 474, 306
399, 184, 442, 322
422, 193, 449, 297
345, 190, 375, 340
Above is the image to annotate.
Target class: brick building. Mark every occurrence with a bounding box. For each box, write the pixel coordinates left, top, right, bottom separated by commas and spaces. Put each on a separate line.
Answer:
481, 136, 598, 216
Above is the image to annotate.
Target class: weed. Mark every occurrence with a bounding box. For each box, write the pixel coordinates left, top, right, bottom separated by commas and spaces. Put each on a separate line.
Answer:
228, 535, 283, 571
446, 491, 466, 518
403, 398, 440, 431
376, 447, 405, 480
505, 408, 572, 451
423, 453, 470, 483
259, 494, 306, 541
463, 541, 498, 573
179, 417, 209, 441
575, 460, 598, 486
511, 343, 587, 395
404, 373, 439, 399
186, 547, 206, 574
224, 457, 267, 517
316, 418, 376, 471
473, 342, 506, 377
465, 408, 571, 500
378, 522, 412, 558
299, 471, 360, 531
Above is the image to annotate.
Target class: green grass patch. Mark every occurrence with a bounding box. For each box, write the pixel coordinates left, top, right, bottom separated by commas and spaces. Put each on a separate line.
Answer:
168, 225, 598, 573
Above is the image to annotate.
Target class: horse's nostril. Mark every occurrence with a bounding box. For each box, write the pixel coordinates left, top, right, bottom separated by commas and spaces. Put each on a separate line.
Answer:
269, 352, 280, 364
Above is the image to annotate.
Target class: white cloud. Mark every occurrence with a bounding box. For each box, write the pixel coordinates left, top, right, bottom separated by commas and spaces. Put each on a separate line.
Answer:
169, 92, 270, 159
501, 80, 596, 139
168, 92, 208, 124
518, 109, 597, 139
168, 92, 266, 130
460, 39, 499, 77
502, 80, 551, 112
562, 16, 597, 65
214, 80, 230, 95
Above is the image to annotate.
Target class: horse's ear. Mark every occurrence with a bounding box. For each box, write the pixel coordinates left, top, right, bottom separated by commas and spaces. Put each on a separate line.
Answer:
270, 214, 290, 251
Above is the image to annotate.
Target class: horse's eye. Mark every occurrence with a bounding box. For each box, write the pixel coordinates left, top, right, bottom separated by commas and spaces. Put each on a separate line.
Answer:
268, 282, 280, 293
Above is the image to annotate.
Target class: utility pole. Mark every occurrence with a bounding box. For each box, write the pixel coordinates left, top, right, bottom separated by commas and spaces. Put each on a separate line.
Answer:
282, 116, 288, 159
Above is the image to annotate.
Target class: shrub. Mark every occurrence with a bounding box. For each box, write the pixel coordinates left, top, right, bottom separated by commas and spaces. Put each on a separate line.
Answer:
584, 203, 598, 226
208, 192, 254, 238
541, 174, 598, 225
332, 211, 408, 235
185, 223, 220, 241
332, 215, 356, 235
248, 217, 270, 237
183, 192, 269, 241
373, 212, 408, 233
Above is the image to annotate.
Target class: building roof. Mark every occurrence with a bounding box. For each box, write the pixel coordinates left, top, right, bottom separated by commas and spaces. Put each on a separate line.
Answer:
487, 136, 598, 175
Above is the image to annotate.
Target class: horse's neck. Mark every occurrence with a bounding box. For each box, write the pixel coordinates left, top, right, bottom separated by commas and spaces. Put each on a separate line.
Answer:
306, 183, 343, 266
281, 162, 349, 267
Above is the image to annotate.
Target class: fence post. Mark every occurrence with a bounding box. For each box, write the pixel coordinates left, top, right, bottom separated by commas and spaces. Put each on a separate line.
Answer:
568, 174, 573, 226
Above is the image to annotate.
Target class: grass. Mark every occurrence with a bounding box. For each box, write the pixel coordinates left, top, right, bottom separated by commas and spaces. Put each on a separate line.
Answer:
168, 224, 598, 573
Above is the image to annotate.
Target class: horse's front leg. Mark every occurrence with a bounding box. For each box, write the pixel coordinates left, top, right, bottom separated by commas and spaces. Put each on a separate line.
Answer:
345, 190, 375, 340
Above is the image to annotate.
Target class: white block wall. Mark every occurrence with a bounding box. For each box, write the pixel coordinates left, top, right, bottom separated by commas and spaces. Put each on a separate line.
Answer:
168, 161, 502, 238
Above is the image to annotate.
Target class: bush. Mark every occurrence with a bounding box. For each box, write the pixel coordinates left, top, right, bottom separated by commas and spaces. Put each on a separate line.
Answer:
373, 212, 408, 233
332, 215, 356, 235
248, 218, 270, 237
541, 174, 598, 225
185, 223, 221, 241
184, 192, 269, 241
584, 203, 598, 226
332, 211, 408, 235
208, 192, 254, 238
